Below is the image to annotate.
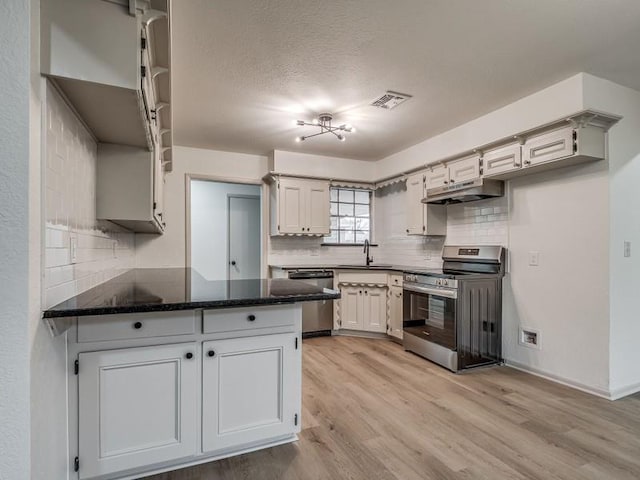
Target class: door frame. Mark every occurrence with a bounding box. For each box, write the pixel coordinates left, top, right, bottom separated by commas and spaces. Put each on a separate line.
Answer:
227, 193, 261, 281
185, 174, 268, 279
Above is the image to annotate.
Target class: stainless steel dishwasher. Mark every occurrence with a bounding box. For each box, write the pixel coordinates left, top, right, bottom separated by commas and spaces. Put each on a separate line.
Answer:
287, 270, 334, 337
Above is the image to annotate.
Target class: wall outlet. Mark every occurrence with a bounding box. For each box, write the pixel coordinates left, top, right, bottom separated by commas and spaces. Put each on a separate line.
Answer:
624, 241, 631, 258
528, 251, 540, 266
519, 326, 541, 350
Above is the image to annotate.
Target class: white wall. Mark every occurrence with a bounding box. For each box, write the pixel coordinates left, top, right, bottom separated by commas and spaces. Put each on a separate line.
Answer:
136, 146, 269, 267
0, 1, 31, 479
503, 161, 610, 393
271, 150, 377, 182
190, 180, 261, 280
581, 74, 640, 397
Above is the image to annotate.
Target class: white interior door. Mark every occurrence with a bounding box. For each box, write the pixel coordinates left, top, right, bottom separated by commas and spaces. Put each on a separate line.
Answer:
228, 195, 261, 280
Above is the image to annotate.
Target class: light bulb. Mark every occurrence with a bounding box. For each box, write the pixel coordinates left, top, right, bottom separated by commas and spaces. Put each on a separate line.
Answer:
312, 118, 319, 125
350, 127, 356, 133
295, 136, 301, 143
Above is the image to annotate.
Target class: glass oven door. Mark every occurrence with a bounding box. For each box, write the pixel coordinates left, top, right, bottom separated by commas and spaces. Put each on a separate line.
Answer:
403, 283, 457, 350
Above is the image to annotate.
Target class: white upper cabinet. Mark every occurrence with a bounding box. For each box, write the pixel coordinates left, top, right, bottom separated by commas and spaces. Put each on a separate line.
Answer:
482, 143, 522, 178
523, 126, 575, 166
484, 124, 608, 180
448, 155, 481, 184
406, 171, 447, 236
41, 0, 173, 169
78, 343, 198, 479
424, 165, 450, 189
271, 177, 330, 236
97, 143, 165, 233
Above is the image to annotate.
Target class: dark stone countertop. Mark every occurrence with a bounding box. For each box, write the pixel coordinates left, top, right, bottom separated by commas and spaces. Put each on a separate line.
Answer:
43, 268, 341, 319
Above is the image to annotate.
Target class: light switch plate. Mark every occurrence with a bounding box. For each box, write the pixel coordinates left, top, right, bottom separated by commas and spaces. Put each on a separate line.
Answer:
70, 235, 78, 264
528, 251, 540, 266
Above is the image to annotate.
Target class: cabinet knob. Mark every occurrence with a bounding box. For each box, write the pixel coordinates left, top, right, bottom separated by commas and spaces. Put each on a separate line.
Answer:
185, 352, 194, 360
406, 229, 409, 233
208, 350, 215, 357
359, 290, 362, 294
231, 260, 237, 266
444, 180, 449, 184
247, 314, 256, 321
133, 321, 142, 329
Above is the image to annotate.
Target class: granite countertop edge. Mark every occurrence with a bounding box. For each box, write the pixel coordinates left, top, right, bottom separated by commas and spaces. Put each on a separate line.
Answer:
43, 291, 341, 319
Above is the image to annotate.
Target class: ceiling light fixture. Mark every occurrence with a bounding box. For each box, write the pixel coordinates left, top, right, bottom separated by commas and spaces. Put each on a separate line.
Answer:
295, 113, 355, 143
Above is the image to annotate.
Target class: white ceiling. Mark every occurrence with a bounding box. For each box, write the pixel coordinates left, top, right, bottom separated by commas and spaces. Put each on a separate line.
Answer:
172, 0, 640, 161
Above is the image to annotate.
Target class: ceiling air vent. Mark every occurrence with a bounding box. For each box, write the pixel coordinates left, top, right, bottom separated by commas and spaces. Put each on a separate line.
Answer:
370, 91, 412, 110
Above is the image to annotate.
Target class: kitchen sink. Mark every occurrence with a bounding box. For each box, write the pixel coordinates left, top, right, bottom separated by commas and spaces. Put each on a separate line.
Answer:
335, 264, 394, 269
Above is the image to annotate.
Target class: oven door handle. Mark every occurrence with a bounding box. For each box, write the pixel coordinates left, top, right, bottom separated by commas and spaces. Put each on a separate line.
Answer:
403, 282, 458, 299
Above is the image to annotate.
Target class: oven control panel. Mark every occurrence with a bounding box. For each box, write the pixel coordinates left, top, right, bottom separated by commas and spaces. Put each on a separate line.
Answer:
403, 273, 458, 289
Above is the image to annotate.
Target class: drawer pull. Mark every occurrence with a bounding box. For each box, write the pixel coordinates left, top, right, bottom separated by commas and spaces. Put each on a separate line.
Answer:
208, 350, 215, 357
185, 352, 194, 360
247, 315, 256, 322
133, 322, 143, 329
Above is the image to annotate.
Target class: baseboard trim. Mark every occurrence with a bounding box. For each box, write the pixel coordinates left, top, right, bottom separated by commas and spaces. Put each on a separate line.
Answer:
504, 360, 612, 400
609, 381, 640, 400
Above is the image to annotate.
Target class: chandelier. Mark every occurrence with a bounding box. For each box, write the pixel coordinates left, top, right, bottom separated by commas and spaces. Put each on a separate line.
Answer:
295, 113, 356, 142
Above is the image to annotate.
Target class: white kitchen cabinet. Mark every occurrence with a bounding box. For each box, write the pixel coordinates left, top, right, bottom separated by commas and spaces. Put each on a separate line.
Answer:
405, 171, 447, 236
336, 283, 387, 333
202, 333, 301, 453
41, 0, 173, 167
271, 176, 330, 235
388, 286, 403, 340
424, 164, 450, 189
486, 125, 607, 180
448, 155, 481, 184
363, 287, 387, 333
339, 286, 363, 329
97, 143, 165, 233
77, 343, 198, 479
482, 143, 522, 178
523, 126, 575, 167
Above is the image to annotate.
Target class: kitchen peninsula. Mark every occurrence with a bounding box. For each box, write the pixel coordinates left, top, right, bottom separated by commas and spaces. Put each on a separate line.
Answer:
43, 269, 339, 480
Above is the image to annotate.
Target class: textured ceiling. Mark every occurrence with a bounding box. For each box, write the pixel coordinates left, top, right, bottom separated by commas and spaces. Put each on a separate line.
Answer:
172, 0, 640, 161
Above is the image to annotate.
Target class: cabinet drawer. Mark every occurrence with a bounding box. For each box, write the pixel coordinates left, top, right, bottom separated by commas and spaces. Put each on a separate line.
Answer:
203, 306, 296, 334
389, 274, 403, 287
77, 311, 198, 343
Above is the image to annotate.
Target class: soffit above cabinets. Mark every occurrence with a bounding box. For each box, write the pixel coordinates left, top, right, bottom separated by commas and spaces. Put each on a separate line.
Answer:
171, 0, 640, 161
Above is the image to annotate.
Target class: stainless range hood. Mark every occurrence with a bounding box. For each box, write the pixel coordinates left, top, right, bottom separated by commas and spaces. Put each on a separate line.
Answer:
422, 178, 504, 205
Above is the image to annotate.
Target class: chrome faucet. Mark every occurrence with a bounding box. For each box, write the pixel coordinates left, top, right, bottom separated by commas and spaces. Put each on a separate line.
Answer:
363, 239, 373, 266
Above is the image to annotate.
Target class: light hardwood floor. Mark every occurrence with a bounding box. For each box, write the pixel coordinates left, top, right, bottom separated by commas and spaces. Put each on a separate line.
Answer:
149, 336, 640, 480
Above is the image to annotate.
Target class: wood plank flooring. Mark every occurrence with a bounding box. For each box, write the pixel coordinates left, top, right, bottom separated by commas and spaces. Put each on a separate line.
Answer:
148, 336, 640, 480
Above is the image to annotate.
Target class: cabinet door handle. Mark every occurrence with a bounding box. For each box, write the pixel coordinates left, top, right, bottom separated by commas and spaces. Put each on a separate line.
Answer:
185, 352, 194, 360
247, 314, 256, 321
133, 321, 143, 329
208, 350, 215, 357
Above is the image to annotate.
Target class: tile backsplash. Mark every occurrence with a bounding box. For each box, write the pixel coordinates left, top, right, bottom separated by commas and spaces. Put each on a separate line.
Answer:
44, 82, 135, 308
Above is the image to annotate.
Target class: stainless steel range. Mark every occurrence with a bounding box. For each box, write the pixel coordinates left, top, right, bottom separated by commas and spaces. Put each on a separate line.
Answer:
403, 245, 506, 372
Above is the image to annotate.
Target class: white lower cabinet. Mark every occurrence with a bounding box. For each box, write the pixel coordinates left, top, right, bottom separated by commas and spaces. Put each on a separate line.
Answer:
388, 286, 403, 340
202, 333, 301, 453
337, 284, 387, 333
78, 343, 198, 479
363, 288, 387, 333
